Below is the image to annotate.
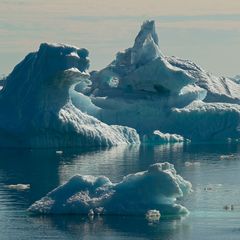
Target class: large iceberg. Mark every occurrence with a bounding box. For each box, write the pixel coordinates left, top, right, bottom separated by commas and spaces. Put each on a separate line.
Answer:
28, 162, 192, 216
0, 43, 139, 148
73, 20, 240, 142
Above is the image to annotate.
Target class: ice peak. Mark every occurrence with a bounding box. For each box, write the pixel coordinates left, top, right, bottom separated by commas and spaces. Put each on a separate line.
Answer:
131, 20, 162, 66
134, 20, 159, 48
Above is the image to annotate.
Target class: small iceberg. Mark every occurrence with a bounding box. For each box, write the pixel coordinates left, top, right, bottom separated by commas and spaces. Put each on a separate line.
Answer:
28, 162, 192, 217
203, 184, 222, 192
220, 154, 234, 160
5, 184, 30, 191
56, 150, 63, 155
143, 130, 189, 144
184, 161, 201, 167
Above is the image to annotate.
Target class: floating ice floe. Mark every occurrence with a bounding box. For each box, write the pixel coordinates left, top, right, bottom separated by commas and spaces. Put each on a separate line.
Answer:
5, 184, 30, 191
184, 162, 201, 167
56, 150, 63, 155
220, 154, 235, 160
28, 162, 192, 217
143, 130, 189, 144
203, 184, 223, 192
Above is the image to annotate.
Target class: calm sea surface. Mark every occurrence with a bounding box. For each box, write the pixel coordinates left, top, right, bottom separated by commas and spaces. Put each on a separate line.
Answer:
1, 143, 240, 240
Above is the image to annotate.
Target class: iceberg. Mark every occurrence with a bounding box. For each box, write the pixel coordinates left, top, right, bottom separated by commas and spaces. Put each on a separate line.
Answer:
143, 130, 188, 144
5, 184, 30, 191
28, 162, 192, 216
0, 43, 139, 148
73, 20, 240, 142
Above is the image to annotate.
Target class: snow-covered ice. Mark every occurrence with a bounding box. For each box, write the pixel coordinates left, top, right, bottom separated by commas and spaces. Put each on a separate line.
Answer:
28, 162, 192, 216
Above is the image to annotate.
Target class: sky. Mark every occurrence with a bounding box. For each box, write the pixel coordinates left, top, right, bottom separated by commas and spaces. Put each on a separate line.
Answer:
0, 0, 240, 77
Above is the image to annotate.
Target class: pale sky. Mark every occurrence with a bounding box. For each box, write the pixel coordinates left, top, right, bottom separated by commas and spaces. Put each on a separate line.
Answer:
0, 0, 240, 77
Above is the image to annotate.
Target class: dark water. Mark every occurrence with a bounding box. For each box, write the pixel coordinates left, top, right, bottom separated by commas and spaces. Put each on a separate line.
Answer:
1, 143, 240, 240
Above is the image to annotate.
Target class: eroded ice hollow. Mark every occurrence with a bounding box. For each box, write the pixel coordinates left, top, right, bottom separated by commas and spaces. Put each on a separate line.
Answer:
73, 20, 240, 142
0, 43, 139, 148
29, 162, 192, 217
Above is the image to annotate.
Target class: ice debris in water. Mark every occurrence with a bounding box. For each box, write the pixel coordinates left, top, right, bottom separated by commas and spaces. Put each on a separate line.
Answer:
5, 184, 30, 191
203, 184, 222, 192
56, 150, 63, 155
220, 154, 234, 160
28, 162, 192, 217
143, 130, 190, 144
145, 210, 161, 222
184, 162, 201, 167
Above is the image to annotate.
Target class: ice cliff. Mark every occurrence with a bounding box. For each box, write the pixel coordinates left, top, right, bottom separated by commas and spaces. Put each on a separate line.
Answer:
0, 43, 139, 148
29, 162, 192, 216
73, 20, 240, 142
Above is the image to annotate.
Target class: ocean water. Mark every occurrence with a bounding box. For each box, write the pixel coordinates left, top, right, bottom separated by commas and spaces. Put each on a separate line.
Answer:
0, 143, 240, 240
